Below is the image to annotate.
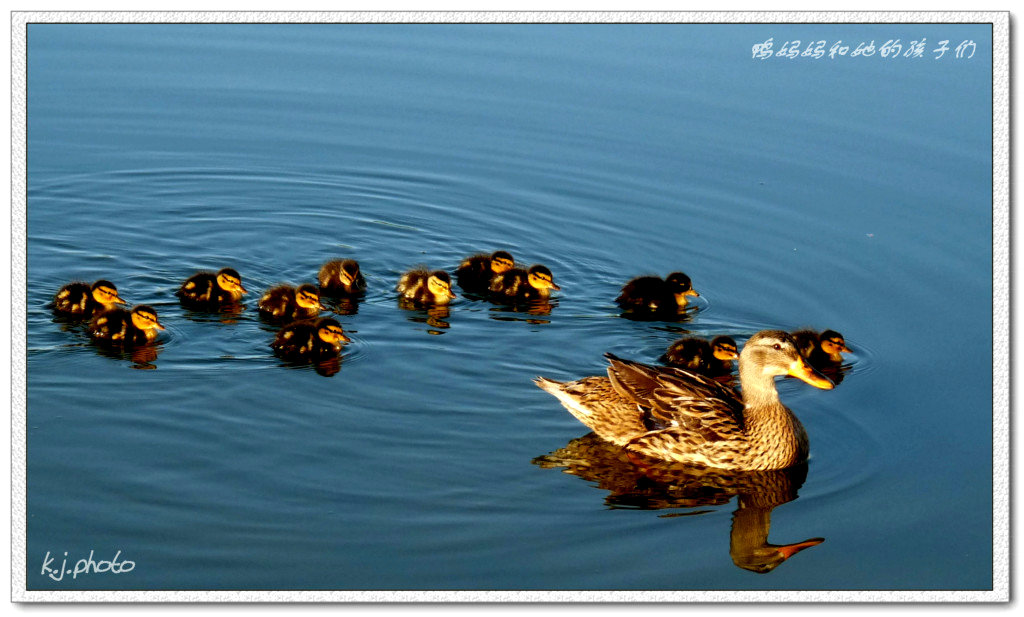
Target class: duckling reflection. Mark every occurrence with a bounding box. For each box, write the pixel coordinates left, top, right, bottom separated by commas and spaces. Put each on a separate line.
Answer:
533, 433, 824, 574
487, 296, 556, 323
91, 340, 163, 370
398, 297, 452, 332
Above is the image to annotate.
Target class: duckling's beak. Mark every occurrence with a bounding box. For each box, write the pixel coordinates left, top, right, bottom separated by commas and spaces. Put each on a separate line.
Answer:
549, 282, 561, 291
839, 343, 852, 353
154, 319, 166, 331
448, 289, 457, 299
685, 289, 699, 297
238, 284, 249, 294
339, 332, 351, 343
787, 357, 834, 390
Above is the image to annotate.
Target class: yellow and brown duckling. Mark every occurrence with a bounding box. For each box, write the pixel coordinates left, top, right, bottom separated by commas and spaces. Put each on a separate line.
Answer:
258, 283, 324, 322
489, 264, 560, 303
535, 330, 834, 471
791, 329, 851, 369
661, 335, 739, 377
318, 259, 366, 296
52, 279, 127, 318
271, 317, 350, 361
616, 272, 698, 315
176, 267, 248, 308
88, 304, 165, 346
396, 268, 457, 305
455, 250, 515, 293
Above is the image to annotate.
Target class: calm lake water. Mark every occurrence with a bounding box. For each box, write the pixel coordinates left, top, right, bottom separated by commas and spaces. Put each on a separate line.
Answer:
24, 23, 994, 591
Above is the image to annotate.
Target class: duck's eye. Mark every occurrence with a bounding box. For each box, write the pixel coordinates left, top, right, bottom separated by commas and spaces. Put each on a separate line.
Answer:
773, 343, 781, 350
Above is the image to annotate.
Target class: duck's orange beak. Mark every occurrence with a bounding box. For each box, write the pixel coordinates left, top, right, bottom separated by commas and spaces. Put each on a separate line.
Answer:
788, 357, 834, 390
113, 294, 128, 305
775, 537, 825, 560
685, 288, 699, 297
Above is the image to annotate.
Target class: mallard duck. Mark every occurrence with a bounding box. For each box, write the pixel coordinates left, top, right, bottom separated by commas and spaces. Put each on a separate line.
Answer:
318, 259, 366, 296
271, 317, 350, 361
534, 330, 834, 471
661, 335, 738, 377
616, 272, 698, 315
51, 279, 127, 317
489, 264, 560, 302
455, 250, 515, 293
176, 268, 248, 307
88, 305, 165, 346
791, 329, 851, 369
258, 283, 324, 322
396, 268, 457, 305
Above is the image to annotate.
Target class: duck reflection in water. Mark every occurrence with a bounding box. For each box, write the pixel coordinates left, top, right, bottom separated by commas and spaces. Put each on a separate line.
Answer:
488, 296, 556, 324
397, 298, 452, 333
533, 433, 824, 574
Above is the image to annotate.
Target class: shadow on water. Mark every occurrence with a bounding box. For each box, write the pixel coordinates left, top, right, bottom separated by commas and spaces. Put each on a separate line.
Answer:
534, 433, 824, 575
90, 341, 164, 370
397, 298, 452, 334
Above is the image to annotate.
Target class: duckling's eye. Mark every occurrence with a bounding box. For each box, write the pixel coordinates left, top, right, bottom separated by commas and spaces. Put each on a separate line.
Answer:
773, 343, 781, 350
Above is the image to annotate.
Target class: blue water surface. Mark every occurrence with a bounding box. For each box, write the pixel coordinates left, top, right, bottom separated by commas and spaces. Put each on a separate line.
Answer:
25, 22, 994, 591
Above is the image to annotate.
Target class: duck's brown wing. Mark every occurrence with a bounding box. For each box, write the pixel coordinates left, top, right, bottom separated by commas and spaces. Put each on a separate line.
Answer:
604, 353, 744, 432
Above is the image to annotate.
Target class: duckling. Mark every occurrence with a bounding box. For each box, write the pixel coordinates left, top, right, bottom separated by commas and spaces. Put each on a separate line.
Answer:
616, 272, 698, 315
396, 268, 457, 305
489, 264, 560, 303
661, 335, 739, 377
88, 305, 165, 346
791, 329, 851, 369
51, 279, 127, 318
455, 250, 515, 293
176, 268, 248, 308
271, 317, 350, 361
318, 259, 366, 296
258, 283, 324, 322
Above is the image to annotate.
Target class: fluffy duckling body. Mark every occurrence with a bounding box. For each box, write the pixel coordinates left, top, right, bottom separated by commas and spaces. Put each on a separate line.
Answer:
535, 331, 834, 471
271, 317, 350, 361
318, 259, 366, 296
52, 279, 126, 318
258, 283, 324, 322
791, 329, 851, 369
396, 268, 457, 305
455, 250, 515, 293
489, 264, 559, 303
176, 268, 248, 308
661, 335, 739, 377
88, 305, 165, 346
616, 272, 698, 315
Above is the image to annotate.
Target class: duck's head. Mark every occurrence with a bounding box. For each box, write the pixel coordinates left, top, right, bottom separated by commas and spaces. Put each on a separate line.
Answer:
490, 251, 515, 274
666, 272, 698, 306
818, 330, 851, 355
711, 336, 739, 361
338, 260, 361, 287
427, 271, 457, 301
741, 330, 833, 389
295, 283, 324, 312
130, 305, 165, 333
315, 318, 351, 346
91, 279, 127, 307
527, 265, 560, 291
216, 268, 248, 295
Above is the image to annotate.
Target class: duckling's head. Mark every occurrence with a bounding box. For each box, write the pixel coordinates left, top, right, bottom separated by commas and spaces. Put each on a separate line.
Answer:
666, 272, 698, 307
818, 330, 850, 355
295, 283, 324, 311
91, 280, 127, 307
427, 271, 457, 302
338, 260, 361, 287
216, 268, 248, 295
711, 336, 739, 361
315, 318, 351, 346
490, 251, 515, 274
741, 330, 833, 389
130, 305, 165, 333
527, 265, 560, 291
